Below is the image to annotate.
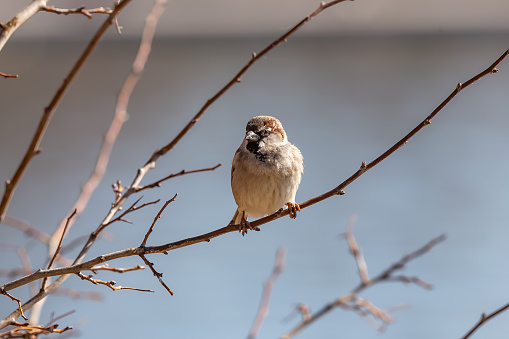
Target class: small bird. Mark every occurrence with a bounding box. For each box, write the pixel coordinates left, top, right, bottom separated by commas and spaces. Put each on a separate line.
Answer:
230, 116, 303, 235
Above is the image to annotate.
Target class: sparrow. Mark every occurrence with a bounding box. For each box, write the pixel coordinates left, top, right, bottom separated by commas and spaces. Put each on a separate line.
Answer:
230, 116, 304, 235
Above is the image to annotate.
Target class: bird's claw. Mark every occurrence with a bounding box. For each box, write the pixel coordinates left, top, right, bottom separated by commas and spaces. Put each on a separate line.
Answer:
286, 202, 301, 219
238, 211, 259, 236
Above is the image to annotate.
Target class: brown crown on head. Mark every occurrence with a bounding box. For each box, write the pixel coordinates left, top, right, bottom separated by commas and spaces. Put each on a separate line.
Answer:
246, 116, 287, 142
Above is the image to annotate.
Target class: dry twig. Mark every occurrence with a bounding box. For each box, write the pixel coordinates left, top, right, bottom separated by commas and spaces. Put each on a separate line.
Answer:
461, 301, 509, 339
76, 272, 153, 293
0, 72, 17, 79
135, 164, 223, 192
281, 233, 446, 338
0, 0, 133, 224
41, 210, 77, 290
139, 194, 178, 295
247, 248, 286, 339
40, 6, 112, 19
0, 320, 72, 338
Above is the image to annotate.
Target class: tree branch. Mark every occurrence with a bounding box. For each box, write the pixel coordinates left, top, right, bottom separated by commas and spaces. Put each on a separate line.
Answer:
0, 0, 133, 224
281, 233, 446, 338
40, 6, 112, 19
461, 301, 509, 338
247, 248, 286, 339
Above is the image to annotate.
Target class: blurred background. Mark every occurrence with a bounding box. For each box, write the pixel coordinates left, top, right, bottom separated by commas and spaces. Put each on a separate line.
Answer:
1, 0, 509, 338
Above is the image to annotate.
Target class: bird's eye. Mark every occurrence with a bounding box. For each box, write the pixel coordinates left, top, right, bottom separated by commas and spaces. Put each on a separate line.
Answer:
260, 129, 270, 136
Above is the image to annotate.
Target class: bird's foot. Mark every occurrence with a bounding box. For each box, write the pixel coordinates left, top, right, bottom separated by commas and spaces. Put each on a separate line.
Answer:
286, 202, 301, 219
238, 212, 260, 236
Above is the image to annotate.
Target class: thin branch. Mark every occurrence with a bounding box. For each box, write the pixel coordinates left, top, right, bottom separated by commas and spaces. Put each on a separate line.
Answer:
135, 163, 223, 192
40, 6, 112, 19
0, 0, 133, 224
344, 215, 370, 285
0, 72, 17, 79
247, 248, 286, 339
47, 0, 160, 253
461, 301, 509, 339
281, 234, 446, 338
139, 255, 173, 296
0, 321, 72, 337
139, 194, 178, 295
89, 264, 145, 274
0, 290, 26, 321
0, 0, 169, 326
52, 288, 102, 301
45, 310, 75, 327
139, 0, 353, 169
102, 197, 160, 229
41, 209, 77, 290
140, 194, 178, 247
2, 216, 50, 245
76, 272, 153, 293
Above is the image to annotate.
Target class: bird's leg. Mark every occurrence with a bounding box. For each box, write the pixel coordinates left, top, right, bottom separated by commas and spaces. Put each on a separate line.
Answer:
239, 211, 251, 236
238, 211, 260, 236
286, 202, 301, 219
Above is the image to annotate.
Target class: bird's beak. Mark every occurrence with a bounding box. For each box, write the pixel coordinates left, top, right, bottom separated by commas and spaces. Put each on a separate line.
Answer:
245, 131, 260, 142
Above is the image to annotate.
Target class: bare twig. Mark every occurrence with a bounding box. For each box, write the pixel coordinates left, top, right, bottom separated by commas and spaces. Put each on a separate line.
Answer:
41, 210, 77, 290
140, 0, 353, 169
139, 255, 173, 296
0, 0, 133, 224
0, 321, 72, 338
344, 215, 370, 285
52, 288, 102, 301
135, 163, 223, 192
0, 290, 26, 321
2, 216, 50, 245
0, 0, 169, 327
139, 194, 178, 295
281, 234, 446, 338
102, 197, 160, 228
461, 301, 509, 339
76, 272, 153, 293
47, 0, 161, 253
45, 310, 76, 327
0, 72, 17, 79
247, 248, 286, 339
40, 6, 112, 19
89, 264, 145, 274
140, 195, 177, 247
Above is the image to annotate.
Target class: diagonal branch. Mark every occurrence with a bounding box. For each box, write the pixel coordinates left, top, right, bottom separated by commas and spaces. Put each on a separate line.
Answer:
41, 209, 77, 290
140, 0, 353, 168
0, 0, 133, 224
247, 248, 286, 339
461, 301, 509, 339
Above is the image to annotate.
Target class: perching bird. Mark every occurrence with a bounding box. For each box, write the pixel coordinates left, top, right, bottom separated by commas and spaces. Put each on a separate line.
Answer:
230, 116, 303, 235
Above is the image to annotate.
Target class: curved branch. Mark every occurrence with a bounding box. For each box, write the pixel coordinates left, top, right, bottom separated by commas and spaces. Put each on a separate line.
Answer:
0, 0, 49, 53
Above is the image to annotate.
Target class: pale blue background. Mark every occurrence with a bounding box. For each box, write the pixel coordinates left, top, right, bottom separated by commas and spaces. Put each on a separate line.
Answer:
1, 33, 509, 338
